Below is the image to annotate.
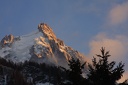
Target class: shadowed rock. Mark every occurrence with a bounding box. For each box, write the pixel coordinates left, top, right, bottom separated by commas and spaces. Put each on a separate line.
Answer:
1, 34, 14, 47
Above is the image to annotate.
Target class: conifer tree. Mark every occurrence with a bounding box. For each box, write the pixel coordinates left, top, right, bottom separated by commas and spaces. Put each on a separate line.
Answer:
68, 58, 86, 85
87, 47, 125, 85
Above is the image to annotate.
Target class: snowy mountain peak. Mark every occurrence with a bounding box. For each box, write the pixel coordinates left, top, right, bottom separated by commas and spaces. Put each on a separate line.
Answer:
0, 23, 86, 68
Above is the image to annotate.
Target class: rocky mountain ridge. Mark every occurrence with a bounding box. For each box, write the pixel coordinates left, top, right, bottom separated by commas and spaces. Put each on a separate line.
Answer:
0, 23, 86, 68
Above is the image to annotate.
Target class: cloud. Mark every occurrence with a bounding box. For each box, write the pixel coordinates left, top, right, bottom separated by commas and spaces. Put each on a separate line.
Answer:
108, 2, 128, 25
88, 33, 128, 62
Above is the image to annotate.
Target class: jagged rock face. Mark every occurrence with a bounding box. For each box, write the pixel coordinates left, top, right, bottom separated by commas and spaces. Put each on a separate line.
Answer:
1, 34, 14, 47
38, 23, 57, 40
31, 23, 85, 68
0, 23, 86, 68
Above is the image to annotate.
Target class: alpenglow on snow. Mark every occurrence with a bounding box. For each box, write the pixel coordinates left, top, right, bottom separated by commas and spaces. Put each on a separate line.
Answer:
0, 23, 86, 68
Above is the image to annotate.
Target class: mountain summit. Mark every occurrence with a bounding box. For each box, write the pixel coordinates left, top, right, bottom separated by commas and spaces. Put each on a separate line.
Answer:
0, 23, 85, 68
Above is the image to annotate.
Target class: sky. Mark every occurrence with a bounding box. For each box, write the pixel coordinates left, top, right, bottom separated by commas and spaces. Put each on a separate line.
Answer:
0, 0, 128, 82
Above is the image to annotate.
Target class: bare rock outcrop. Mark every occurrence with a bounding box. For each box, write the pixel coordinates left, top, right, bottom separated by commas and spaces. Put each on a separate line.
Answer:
38, 23, 57, 40
1, 34, 14, 47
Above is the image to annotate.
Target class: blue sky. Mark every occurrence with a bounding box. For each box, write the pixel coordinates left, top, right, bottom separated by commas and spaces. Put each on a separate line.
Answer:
1, 0, 128, 81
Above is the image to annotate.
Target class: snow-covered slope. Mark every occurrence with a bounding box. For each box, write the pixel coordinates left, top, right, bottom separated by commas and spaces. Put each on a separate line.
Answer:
0, 23, 86, 68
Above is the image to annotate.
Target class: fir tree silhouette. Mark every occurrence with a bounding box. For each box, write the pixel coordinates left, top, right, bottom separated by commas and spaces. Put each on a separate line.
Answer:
87, 47, 125, 85
67, 58, 86, 85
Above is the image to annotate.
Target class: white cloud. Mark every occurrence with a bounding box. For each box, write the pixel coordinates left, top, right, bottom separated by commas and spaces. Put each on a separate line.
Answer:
88, 33, 128, 62
108, 2, 128, 25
